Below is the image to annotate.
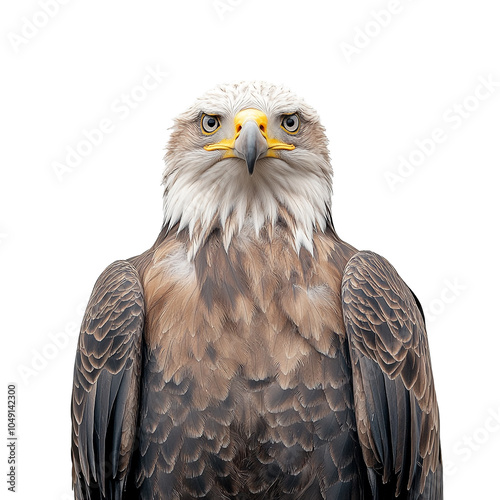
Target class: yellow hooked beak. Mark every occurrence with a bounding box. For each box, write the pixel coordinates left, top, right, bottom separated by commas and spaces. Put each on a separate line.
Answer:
203, 109, 295, 175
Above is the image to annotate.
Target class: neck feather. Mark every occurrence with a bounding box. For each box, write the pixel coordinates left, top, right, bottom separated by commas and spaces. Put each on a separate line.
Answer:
162, 155, 332, 259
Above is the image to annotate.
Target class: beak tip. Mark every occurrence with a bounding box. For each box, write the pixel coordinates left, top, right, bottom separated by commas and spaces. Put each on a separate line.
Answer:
245, 154, 257, 176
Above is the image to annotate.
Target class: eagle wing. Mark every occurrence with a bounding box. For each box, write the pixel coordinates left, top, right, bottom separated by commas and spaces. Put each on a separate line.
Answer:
341, 251, 442, 499
71, 260, 144, 499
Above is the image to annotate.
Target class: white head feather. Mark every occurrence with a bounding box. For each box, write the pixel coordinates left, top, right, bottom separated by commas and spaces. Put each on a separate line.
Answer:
162, 81, 333, 258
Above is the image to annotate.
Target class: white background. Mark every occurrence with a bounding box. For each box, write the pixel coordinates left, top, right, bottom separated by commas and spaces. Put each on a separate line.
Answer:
1, 0, 499, 498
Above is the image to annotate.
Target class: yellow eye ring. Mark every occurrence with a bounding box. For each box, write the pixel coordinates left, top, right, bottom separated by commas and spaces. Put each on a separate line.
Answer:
280, 113, 300, 134
201, 114, 221, 135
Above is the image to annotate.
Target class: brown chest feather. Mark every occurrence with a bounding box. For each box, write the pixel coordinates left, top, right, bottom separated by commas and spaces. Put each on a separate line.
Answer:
140, 228, 353, 397
130, 228, 360, 496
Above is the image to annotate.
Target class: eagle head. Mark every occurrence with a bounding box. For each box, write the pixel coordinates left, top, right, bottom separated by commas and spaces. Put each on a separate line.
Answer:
162, 81, 333, 256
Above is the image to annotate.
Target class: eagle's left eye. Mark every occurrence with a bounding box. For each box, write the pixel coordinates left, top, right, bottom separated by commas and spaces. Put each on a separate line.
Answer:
281, 113, 300, 134
201, 114, 221, 134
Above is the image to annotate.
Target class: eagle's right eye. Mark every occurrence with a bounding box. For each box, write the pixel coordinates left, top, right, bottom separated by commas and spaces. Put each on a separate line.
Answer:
201, 114, 221, 135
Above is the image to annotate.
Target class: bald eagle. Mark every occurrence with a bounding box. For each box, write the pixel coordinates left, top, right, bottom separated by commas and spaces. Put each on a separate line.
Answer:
71, 81, 442, 499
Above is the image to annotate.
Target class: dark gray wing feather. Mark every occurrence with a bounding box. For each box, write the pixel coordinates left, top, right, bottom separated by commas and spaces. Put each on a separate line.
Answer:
341, 251, 442, 499
71, 260, 144, 499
